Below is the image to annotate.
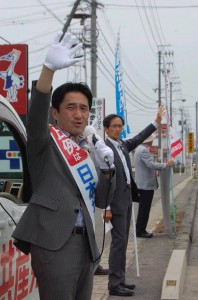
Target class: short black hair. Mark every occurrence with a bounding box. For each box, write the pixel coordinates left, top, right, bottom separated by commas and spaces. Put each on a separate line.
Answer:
52, 82, 92, 111
103, 114, 124, 128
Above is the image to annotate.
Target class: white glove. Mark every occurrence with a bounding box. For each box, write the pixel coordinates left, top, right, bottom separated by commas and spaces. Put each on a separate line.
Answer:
86, 133, 102, 149
94, 140, 114, 170
44, 31, 83, 71
83, 125, 102, 149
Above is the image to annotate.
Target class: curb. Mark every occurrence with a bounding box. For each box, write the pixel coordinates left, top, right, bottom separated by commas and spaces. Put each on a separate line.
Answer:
161, 179, 198, 300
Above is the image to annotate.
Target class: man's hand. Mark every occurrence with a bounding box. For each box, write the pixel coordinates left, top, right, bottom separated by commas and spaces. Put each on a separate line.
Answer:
165, 158, 174, 167
103, 209, 112, 223
44, 31, 83, 71
155, 104, 166, 124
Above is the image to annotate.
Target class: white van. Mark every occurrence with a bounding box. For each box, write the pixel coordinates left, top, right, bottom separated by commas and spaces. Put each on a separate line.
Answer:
0, 95, 39, 299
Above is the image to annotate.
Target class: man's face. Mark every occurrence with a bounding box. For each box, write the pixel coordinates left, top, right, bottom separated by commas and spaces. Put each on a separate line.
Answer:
105, 117, 123, 140
52, 91, 89, 140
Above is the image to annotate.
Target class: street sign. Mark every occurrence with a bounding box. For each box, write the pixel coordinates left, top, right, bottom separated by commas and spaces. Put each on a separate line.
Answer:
89, 98, 105, 139
187, 132, 194, 154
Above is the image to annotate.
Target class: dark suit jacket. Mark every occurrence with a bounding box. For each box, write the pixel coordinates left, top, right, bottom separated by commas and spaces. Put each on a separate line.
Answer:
12, 84, 115, 261
105, 123, 156, 213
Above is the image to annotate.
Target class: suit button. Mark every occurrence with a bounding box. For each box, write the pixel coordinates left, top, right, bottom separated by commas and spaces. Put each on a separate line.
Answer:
74, 209, 79, 213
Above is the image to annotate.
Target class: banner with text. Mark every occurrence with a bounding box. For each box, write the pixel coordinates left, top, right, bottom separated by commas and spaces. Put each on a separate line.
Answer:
170, 126, 183, 158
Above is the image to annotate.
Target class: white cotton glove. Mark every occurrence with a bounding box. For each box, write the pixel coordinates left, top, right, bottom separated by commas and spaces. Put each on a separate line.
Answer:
94, 140, 114, 170
87, 134, 102, 149
83, 125, 102, 149
44, 31, 83, 71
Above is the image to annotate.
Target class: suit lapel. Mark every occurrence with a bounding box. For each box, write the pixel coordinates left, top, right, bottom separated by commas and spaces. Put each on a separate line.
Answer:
106, 139, 126, 175
120, 141, 133, 178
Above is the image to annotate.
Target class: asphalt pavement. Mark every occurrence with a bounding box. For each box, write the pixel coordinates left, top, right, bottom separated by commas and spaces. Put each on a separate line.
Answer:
92, 172, 197, 300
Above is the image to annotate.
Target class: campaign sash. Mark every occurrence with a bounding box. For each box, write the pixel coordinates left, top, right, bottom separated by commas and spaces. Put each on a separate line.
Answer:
50, 125, 98, 231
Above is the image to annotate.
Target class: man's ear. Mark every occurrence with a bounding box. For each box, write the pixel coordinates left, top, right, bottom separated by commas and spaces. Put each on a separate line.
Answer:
104, 127, 108, 134
51, 107, 58, 121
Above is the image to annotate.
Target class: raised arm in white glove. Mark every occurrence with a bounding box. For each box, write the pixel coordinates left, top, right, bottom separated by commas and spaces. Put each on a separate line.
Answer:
44, 31, 83, 71
36, 31, 83, 93
94, 140, 114, 170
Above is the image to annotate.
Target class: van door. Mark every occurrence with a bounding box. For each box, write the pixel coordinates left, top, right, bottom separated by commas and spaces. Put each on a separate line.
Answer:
0, 95, 38, 299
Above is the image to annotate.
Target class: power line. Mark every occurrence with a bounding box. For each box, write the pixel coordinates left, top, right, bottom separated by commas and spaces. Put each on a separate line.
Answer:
0, 2, 67, 10
147, 0, 163, 45
153, 0, 167, 45
98, 18, 158, 102
134, 0, 156, 56
141, 0, 158, 47
105, 4, 198, 9
97, 64, 115, 87
99, 8, 157, 87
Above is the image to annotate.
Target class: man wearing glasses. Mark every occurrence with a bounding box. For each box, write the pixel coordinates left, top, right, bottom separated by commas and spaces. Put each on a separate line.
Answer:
102, 109, 165, 297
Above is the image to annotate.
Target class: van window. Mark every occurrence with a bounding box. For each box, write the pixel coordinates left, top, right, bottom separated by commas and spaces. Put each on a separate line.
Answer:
0, 121, 32, 203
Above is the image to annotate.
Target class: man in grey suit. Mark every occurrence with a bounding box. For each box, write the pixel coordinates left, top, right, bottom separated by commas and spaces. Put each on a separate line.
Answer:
135, 133, 173, 238
102, 109, 165, 297
12, 32, 116, 300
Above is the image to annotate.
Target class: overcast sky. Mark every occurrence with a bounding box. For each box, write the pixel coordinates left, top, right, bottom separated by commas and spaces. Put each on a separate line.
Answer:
1, 0, 198, 136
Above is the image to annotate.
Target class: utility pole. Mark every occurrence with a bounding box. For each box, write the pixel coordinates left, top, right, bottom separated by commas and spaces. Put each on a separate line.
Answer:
169, 77, 181, 127
196, 102, 198, 178
60, 0, 99, 96
91, 0, 97, 97
170, 81, 172, 126
158, 50, 162, 162
62, 0, 82, 37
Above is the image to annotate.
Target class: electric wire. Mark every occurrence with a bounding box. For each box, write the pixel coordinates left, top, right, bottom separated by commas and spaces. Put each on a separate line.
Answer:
134, 0, 156, 57
105, 3, 198, 9
141, 0, 158, 47
147, 0, 163, 45
98, 38, 156, 106
97, 53, 156, 111
97, 21, 158, 104
153, 0, 167, 45
97, 64, 115, 87
37, 0, 65, 25
99, 8, 157, 87
0, 2, 67, 10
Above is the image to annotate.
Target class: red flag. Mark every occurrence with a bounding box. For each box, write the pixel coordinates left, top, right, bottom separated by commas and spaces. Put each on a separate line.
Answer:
169, 126, 183, 158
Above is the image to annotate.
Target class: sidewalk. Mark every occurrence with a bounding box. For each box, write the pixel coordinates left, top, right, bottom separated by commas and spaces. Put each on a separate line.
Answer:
181, 180, 198, 300
92, 173, 194, 300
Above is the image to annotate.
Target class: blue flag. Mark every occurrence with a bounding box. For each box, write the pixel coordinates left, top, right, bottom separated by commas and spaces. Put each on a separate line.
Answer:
115, 34, 128, 138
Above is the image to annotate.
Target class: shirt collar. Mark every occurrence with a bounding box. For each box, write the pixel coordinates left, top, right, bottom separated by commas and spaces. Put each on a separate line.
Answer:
107, 137, 121, 148
56, 126, 86, 146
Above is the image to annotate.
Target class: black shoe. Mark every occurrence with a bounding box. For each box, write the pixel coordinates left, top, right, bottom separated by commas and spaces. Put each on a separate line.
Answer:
120, 282, 136, 290
109, 284, 134, 296
136, 231, 153, 238
94, 265, 109, 275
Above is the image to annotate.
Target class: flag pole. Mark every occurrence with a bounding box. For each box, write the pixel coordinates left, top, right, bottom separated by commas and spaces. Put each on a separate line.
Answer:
163, 59, 176, 235
132, 204, 140, 276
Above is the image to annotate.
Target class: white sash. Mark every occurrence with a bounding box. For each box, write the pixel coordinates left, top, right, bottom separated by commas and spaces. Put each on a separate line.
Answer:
50, 125, 98, 231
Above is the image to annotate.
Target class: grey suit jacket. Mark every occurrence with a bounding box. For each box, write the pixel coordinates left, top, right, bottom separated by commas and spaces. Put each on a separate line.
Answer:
12, 83, 115, 260
134, 144, 165, 190
105, 123, 157, 213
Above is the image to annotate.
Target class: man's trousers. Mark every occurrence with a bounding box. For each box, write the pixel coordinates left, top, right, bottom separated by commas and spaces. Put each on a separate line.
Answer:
136, 189, 154, 234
